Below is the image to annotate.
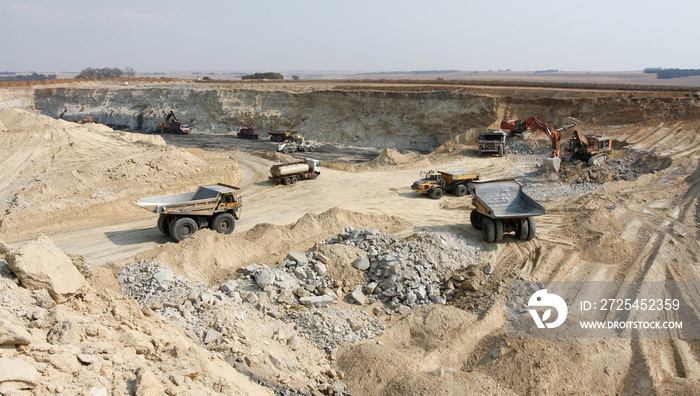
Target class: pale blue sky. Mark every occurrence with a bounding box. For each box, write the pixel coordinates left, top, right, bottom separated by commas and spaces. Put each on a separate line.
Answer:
1, 0, 698, 73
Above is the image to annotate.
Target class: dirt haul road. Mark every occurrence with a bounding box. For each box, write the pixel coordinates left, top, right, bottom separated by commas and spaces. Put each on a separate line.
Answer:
39, 138, 513, 266
1, 101, 700, 395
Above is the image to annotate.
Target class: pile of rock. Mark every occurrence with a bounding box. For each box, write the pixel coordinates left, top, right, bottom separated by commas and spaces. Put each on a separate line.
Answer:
118, 228, 485, 354
322, 227, 483, 315
237, 251, 338, 309
117, 260, 213, 340
524, 180, 600, 201
287, 307, 384, 353
507, 140, 547, 156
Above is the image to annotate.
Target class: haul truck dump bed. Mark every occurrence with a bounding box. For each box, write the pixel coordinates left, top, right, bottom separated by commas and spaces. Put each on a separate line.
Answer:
471, 179, 545, 218
469, 179, 544, 242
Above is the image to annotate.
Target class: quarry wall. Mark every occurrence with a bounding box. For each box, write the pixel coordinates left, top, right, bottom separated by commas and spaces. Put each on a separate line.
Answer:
27, 83, 700, 151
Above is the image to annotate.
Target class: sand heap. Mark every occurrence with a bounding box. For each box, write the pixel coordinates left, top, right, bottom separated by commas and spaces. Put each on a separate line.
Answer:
129, 207, 411, 285
0, 108, 242, 242
324, 148, 430, 172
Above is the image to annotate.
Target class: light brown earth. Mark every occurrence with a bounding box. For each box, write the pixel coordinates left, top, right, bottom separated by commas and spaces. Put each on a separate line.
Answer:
0, 81, 699, 395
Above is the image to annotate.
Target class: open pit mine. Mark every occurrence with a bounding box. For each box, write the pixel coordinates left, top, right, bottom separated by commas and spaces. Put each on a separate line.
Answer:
0, 80, 699, 395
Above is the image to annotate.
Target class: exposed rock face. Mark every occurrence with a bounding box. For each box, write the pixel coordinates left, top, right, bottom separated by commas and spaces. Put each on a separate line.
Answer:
32, 83, 700, 152
4, 235, 86, 303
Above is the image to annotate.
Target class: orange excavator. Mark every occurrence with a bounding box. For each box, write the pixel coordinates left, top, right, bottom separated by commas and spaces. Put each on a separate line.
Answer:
155, 111, 190, 134
504, 117, 581, 172
564, 130, 612, 166
500, 118, 531, 135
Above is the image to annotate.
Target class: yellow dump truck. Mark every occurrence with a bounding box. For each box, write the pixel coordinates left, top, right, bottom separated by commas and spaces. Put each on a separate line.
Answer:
137, 183, 242, 241
411, 170, 480, 199
269, 129, 298, 142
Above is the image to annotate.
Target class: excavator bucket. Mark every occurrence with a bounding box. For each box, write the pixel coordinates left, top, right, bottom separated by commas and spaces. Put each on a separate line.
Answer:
543, 157, 561, 173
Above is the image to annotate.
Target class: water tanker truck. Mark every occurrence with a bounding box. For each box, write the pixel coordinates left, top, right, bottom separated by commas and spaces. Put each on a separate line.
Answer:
269, 158, 320, 185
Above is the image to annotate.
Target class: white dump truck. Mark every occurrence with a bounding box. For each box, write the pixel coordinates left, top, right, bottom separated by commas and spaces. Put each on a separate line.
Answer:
136, 183, 242, 241
469, 179, 545, 242
268, 158, 320, 185
276, 135, 320, 153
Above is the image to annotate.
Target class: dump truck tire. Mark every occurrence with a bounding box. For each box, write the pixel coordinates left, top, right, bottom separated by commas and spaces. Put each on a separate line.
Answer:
495, 219, 504, 242
157, 215, 170, 235
470, 209, 483, 230
212, 212, 235, 235
455, 184, 468, 197
291, 177, 297, 184
430, 188, 444, 200
482, 218, 496, 243
170, 217, 198, 241
516, 217, 529, 240
283, 177, 291, 185
526, 217, 537, 240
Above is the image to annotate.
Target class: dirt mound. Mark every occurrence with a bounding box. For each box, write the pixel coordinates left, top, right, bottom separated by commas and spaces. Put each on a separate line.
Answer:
337, 304, 507, 395
128, 207, 411, 284
428, 129, 481, 157
324, 148, 431, 172
0, 108, 242, 241
252, 150, 296, 163
372, 148, 421, 166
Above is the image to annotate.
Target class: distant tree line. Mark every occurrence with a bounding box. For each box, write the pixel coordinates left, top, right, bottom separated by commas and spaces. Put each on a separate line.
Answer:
362, 70, 460, 75
0, 72, 57, 82
534, 69, 559, 74
644, 67, 700, 79
657, 69, 700, 79
241, 72, 284, 80
75, 66, 136, 79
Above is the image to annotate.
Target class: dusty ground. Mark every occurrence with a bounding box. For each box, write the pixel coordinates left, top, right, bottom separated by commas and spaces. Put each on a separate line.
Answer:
1, 83, 699, 395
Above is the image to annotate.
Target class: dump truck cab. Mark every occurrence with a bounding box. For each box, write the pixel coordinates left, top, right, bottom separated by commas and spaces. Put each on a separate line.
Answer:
411, 171, 445, 198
